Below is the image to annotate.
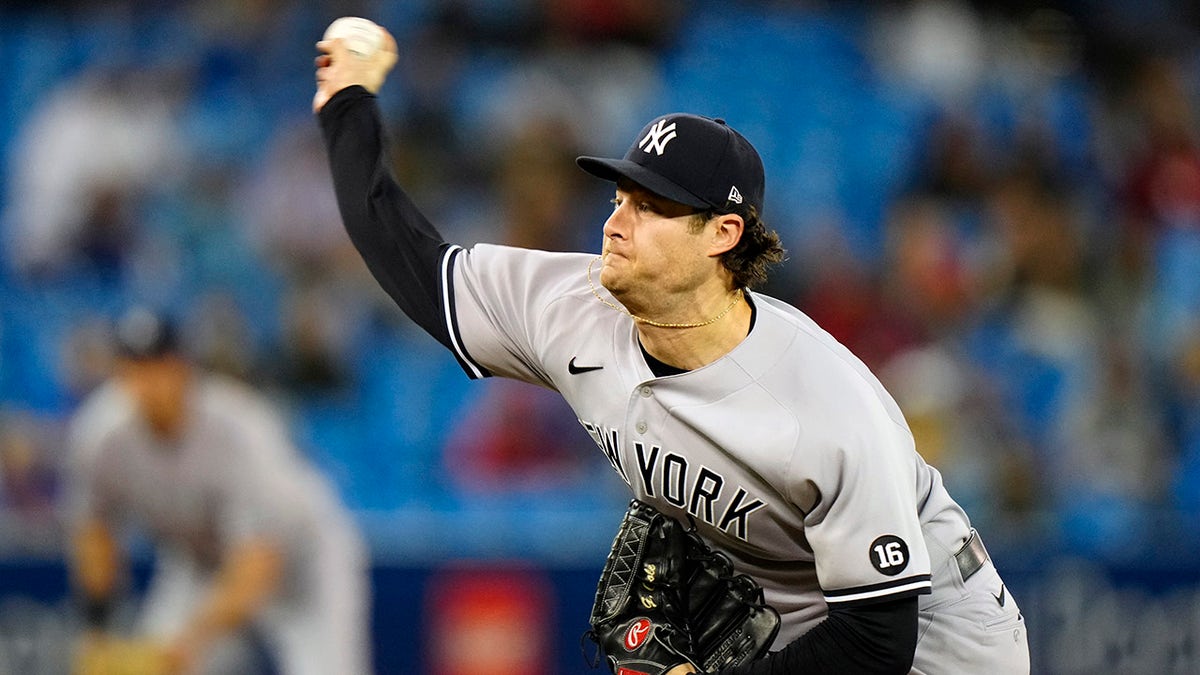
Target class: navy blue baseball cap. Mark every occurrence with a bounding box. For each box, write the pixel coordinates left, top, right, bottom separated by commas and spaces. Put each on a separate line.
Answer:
577, 113, 764, 217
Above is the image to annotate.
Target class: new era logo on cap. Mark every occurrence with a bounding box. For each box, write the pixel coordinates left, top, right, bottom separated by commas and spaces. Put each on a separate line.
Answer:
577, 113, 765, 217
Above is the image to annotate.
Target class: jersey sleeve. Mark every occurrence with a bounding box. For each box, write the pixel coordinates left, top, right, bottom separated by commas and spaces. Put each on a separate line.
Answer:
63, 384, 127, 525
797, 377, 933, 608
443, 244, 595, 385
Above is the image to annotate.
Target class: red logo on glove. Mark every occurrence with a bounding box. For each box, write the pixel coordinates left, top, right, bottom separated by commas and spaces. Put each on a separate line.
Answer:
624, 618, 653, 651
617, 668, 652, 675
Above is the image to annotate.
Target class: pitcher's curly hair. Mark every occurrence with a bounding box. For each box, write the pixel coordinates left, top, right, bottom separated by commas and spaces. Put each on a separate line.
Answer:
689, 205, 785, 290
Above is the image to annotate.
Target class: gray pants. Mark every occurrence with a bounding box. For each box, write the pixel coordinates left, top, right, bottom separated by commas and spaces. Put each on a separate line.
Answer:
912, 542, 1030, 674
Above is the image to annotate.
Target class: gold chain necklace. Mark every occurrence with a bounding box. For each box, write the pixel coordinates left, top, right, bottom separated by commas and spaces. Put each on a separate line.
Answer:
586, 256, 743, 329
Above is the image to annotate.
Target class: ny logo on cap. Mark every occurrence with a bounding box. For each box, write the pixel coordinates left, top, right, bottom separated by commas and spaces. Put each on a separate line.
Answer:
639, 119, 677, 156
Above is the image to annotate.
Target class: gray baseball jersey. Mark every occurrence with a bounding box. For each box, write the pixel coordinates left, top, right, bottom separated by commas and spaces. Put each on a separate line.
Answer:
442, 244, 971, 648
66, 374, 371, 675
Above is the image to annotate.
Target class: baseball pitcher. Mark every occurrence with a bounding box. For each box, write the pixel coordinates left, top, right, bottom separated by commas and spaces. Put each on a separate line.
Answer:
314, 21, 1030, 674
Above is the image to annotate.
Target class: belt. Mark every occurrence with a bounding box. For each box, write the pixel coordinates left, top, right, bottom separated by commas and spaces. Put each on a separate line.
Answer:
954, 529, 988, 582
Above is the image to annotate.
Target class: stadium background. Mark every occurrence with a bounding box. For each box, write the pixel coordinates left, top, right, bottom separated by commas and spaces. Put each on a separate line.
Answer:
0, 0, 1199, 672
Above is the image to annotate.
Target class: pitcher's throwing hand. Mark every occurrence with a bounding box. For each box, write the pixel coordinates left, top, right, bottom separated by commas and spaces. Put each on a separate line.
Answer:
313, 17, 397, 113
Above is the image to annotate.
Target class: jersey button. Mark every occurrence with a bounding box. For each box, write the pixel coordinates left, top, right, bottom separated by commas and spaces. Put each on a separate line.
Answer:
639, 386, 652, 398
635, 421, 648, 434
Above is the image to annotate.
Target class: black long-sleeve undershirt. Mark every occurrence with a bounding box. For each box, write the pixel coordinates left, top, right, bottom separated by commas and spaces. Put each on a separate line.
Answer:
316, 87, 921, 674
318, 85, 451, 347
719, 597, 918, 674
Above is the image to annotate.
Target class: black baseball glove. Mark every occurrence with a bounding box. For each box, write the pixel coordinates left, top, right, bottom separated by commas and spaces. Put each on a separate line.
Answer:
586, 499, 780, 675
682, 529, 781, 671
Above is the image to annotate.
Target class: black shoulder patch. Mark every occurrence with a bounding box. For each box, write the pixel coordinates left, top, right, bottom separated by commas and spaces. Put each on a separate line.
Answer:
869, 535, 910, 576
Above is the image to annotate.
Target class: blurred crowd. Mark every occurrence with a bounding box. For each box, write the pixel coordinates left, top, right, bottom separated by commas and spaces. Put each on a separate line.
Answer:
0, 0, 1198, 568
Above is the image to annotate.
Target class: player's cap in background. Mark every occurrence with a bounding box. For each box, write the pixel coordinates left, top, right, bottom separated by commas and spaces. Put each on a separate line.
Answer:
114, 306, 179, 360
577, 113, 764, 218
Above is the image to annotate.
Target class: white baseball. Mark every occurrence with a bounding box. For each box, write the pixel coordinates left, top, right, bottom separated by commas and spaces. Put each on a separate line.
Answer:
323, 17, 383, 59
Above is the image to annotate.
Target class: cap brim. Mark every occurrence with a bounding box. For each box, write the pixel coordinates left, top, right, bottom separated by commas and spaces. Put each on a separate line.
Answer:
576, 156, 710, 210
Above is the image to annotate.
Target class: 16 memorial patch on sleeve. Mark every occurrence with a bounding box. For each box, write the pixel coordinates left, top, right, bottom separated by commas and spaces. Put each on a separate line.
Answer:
869, 535, 910, 576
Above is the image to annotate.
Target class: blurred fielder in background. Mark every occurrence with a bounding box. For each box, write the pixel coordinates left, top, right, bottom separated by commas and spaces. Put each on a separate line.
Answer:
314, 20, 1029, 675
64, 307, 371, 675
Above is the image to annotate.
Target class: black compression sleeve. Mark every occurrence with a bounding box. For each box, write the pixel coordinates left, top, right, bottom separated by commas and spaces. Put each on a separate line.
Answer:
318, 86, 453, 348
717, 596, 918, 675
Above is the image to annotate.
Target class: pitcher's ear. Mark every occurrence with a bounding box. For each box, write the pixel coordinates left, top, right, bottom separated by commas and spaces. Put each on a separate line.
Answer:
709, 213, 744, 257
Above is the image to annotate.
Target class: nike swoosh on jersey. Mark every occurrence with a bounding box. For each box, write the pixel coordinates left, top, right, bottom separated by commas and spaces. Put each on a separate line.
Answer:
992, 585, 1006, 607
568, 357, 603, 374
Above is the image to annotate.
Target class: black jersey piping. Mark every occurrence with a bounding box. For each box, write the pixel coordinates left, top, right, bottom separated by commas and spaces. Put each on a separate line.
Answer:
442, 245, 491, 379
